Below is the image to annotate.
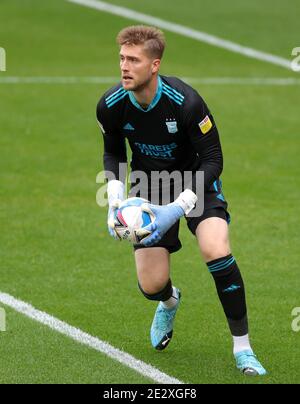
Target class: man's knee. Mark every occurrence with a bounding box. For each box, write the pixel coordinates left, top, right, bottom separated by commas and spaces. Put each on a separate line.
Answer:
195, 218, 231, 262
138, 279, 173, 301
138, 281, 167, 296
137, 271, 170, 296
201, 244, 231, 262
135, 247, 170, 296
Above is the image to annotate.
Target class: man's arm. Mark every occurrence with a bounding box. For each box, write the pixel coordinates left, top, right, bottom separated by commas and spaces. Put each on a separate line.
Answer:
184, 91, 223, 192
96, 98, 127, 181
96, 97, 127, 238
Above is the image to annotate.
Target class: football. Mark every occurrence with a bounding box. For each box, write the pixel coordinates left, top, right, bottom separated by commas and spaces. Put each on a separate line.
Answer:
114, 197, 155, 244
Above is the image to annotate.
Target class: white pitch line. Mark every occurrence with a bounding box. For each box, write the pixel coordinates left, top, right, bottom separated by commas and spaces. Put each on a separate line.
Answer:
182, 77, 300, 86
66, 0, 292, 71
0, 76, 119, 84
0, 76, 299, 85
0, 291, 184, 384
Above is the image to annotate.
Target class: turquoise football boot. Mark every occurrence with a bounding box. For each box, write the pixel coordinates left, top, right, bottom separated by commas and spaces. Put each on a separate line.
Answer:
235, 349, 267, 376
150, 290, 181, 350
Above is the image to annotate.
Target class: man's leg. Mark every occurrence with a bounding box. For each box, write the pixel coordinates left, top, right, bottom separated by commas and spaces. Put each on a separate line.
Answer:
196, 217, 267, 375
135, 247, 180, 350
135, 247, 170, 295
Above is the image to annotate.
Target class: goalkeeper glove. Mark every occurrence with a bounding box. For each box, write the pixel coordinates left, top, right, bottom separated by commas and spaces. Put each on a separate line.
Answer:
136, 189, 197, 246
107, 180, 125, 240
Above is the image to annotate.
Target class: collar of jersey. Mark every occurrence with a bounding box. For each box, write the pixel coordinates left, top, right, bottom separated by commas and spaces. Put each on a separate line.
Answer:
128, 76, 162, 112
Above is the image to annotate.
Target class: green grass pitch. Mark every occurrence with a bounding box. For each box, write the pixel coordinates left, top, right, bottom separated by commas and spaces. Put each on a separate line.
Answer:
0, 0, 299, 384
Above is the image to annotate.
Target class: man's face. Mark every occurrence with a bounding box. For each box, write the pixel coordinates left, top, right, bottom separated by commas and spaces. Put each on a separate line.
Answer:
119, 44, 160, 91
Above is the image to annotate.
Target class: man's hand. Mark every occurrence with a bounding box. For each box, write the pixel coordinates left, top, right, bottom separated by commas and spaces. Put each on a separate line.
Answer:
107, 199, 122, 239
136, 189, 197, 246
106, 180, 125, 240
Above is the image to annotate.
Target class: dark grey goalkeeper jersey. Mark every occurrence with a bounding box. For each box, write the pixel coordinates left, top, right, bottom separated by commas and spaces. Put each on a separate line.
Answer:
96, 75, 223, 192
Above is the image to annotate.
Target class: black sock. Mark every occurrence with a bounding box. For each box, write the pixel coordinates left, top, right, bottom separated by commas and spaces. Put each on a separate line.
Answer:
207, 254, 248, 336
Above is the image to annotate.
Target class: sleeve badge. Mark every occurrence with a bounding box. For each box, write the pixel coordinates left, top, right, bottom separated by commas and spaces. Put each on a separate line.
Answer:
198, 115, 212, 134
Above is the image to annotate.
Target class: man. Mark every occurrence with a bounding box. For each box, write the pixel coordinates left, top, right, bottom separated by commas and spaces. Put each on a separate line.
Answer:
97, 25, 266, 376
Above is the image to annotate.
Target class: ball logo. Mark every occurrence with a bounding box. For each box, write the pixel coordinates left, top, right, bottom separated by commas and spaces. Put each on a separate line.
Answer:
123, 229, 131, 239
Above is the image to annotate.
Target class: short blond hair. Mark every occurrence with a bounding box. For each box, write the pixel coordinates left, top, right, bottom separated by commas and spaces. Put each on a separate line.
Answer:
116, 25, 165, 59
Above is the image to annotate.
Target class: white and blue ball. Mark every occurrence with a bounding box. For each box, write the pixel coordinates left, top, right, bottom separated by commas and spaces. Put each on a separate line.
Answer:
115, 197, 154, 244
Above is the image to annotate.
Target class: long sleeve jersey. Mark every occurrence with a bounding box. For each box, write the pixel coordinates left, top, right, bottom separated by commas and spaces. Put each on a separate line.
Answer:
96, 75, 223, 193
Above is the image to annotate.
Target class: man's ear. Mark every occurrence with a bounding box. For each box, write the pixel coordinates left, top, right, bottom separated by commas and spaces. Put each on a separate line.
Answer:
152, 59, 161, 74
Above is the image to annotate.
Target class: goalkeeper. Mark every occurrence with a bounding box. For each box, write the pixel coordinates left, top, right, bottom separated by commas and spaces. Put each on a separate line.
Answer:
96, 25, 266, 376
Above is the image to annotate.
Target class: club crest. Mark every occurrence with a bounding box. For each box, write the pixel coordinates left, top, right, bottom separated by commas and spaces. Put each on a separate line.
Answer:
166, 120, 178, 134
